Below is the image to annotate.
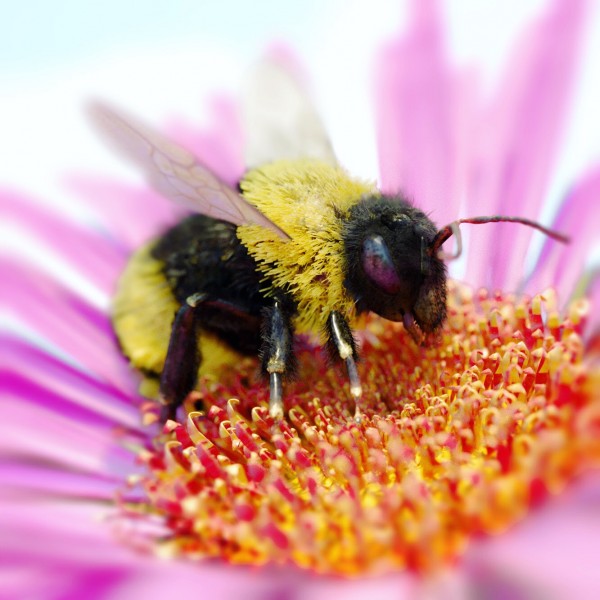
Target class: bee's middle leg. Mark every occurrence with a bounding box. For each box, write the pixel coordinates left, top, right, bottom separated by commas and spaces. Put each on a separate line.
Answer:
326, 311, 363, 422
261, 298, 295, 419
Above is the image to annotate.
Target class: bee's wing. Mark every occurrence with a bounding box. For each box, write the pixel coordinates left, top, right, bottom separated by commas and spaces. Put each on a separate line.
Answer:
242, 58, 337, 168
90, 102, 290, 240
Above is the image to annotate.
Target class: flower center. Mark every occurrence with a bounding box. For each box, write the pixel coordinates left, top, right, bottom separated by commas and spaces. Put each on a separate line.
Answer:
128, 281, 600, 575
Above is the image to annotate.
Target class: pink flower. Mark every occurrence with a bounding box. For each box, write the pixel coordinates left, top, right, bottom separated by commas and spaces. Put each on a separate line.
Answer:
2, 0, 600, 598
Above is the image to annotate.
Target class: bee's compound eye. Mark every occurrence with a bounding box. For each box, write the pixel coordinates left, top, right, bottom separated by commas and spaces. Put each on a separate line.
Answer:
362, 235, 401, 294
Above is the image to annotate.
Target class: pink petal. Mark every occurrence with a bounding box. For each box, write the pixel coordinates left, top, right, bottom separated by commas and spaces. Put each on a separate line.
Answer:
0, 496, 424, 600
0, 463, 128, 501
293, 574, 419, 600
264, 42, 314, 88
1, 189, 127, 295
0, 499, 278, 600
463, 472, 600, 599
465, 0, 585, 290
1, 337, 141, 429
585, 270, 600, 338
375, 0, 475, 227
2, 392, 134, 476
2, 261, 137, 393
525, 167, 600, 303
65, 179, 185, 251
0, 343, 141, 475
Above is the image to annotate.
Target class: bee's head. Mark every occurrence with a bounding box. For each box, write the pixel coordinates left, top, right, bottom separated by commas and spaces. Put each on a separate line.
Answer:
342, 195, 447, 342
343, 195, 569, 343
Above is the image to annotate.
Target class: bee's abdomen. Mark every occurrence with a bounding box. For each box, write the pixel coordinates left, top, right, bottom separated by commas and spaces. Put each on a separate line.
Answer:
152, 216, 262, 303
151, 215, 268, 355
112, 242, 181, 375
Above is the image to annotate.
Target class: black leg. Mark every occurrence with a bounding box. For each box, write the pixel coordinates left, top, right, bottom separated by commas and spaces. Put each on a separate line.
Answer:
326, 311, 363, 422
160, 293, 263, 422
261, 299, 295, 419
159, 294, 204, 422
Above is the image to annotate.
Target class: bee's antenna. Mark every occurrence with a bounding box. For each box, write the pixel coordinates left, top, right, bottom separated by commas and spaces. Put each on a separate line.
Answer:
435, 223, 462, 261
429, 216, 570, 261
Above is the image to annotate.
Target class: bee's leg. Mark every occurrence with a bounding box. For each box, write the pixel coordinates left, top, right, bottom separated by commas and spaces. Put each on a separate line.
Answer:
261, 299, 295, 420
326, 311, 362, 423
159, 293, 205, 422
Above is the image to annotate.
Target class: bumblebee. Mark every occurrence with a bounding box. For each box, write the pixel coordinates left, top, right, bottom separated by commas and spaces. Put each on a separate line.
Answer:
93, 67, 567, 422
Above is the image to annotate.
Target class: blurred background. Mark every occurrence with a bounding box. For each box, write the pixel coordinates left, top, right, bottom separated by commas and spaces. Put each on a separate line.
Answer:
1, 0, 599, 296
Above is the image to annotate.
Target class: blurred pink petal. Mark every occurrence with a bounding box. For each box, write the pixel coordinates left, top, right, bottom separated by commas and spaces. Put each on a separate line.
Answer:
2, 262, 136, 392
1, 351, 139, 475
0, 500, 281, 600
376, 0, 473, 227
64, 179, 185, 251
465, 0, 584, 290
1, 337, 140, 429
525, 167, 600, 304
376, 0, 586, 293
588, 272, 600, 336
464, 473, 600, 599
0, 462, 129, 500
1, 190, 127, 294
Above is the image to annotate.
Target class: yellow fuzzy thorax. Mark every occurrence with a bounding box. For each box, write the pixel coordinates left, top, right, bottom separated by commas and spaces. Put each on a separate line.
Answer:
236, 159, 377, 333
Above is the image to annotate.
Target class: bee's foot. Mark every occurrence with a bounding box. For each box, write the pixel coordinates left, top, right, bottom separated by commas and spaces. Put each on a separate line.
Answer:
269, 372, 284, 420
159, 402, 177, 424
269, 403, 284, 420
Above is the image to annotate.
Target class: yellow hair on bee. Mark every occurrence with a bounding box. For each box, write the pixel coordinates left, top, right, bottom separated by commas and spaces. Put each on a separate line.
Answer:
113, 243, 244, 389
237, 159, 377, 333
113, 243, 178, 373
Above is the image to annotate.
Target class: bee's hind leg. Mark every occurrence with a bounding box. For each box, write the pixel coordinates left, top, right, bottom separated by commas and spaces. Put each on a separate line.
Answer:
159, 293, 205, 422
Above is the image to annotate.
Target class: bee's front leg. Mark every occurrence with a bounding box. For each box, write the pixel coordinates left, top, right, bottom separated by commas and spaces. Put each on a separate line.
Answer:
326, 311, 362, 423
159, 293, 205, 422
261, 298, 295, 419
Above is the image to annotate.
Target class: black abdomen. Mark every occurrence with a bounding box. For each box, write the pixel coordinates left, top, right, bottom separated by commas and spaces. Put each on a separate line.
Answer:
152, 215, 267, 355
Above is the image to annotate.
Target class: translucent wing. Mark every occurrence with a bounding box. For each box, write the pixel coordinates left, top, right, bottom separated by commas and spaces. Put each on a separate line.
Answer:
242, 58, 337, 168
89, 102, 290, 240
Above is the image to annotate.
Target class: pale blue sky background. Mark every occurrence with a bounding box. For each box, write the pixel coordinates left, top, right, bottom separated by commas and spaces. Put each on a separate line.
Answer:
0, 1, 326, 76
